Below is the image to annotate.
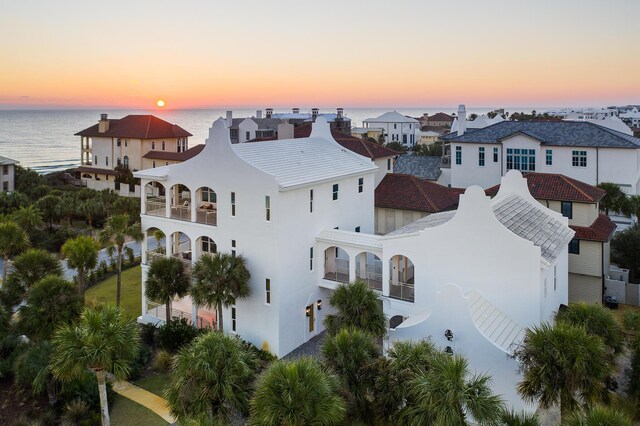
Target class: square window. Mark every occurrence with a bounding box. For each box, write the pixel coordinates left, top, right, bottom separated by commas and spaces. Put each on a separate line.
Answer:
355, 226, 360, 233
572, 150, 587, 167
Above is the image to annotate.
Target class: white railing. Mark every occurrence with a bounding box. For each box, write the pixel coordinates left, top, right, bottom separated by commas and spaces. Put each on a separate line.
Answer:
146, 198, 166, 217
389, 280, 414, 302
196, 206, 217, 226
325, 258, 350, 282
146, 302, 213, 329
171, 204, 191, 221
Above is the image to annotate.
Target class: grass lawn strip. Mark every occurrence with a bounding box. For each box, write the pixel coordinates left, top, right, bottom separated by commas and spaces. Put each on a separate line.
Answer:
85, 265, 142, 318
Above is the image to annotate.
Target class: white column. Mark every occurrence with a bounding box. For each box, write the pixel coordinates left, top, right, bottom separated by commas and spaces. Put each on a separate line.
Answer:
141, 232, 148, 264
358, 253, 367, 281
141, 266, 148, 316
141, 181, 147, 215
348, 252, 356, 284
191, 190, 197, 222
382, 257, 390, 296
166, 233, 173, 259
165, 186, 171, 218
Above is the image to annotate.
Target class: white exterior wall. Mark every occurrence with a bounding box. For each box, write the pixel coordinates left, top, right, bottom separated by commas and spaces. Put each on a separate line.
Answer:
450, 135, 640, 193
0, 163, 16, 192
365, 121, 417, 147
238, 119, 259, 143
373, 157, 394, 187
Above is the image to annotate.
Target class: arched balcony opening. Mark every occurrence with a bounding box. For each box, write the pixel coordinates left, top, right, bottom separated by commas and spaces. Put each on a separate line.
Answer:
324, 246, 350, 283
144, 181, 166, 217
82, 174, 93, 179
389, 255, 415, 302
355, 252, 382, 291
389, 315, 405, 330
195, 187, 217, 226
170, 184, 191, 221
143, 227, 165, 265
195, 236, 218, 260
169, 231, 192, 273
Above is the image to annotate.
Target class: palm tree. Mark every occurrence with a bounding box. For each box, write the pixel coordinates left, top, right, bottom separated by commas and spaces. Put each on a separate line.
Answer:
12, 248, 63, 291
373, 339, 439, 422
500, 409, 541, 426
563, 405, 633, 426
165, 331, 257, 424
321, 327, 379, 422
0, 221, 30, 284
99, 214, 142, 307
555, 303, 624, 357
37, 194, 62, 230
516, 322, 611, 421
61, 236, 99, 299
190, 253, 250, 332
14, 341, 59, 405
11, 205, 44, 232
597, 182, 628, 215
405, 353, 504, 425
58, 192, 77, 225
79, 198, 104, 227
100, 189, 118, 215
51, 305, 140, 426
145, 256, 191, 322
249, 357, 346, 426
324, 280, 386, 338
17, 276, 83, 342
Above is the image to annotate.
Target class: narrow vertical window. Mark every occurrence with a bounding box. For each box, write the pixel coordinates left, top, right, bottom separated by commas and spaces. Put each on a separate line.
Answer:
231, 192, 236, 217
231, 239, 236, 257
94, 155, 98, 165
493, 147, 498, 162
309, 189, 314, 213
358, 177, 363, 193
309, 247, 314, 271
152, 141, 155, 150
387, 158, 391, 170
106, 157, 109, 166
561, 201, 573, 219
455, 146, 462, 165
332, 184, 339, 200
265, 279, 271, 305
162, 141, 166, 150
152, 161, 156, 168
231, 307, 237, 332
568, 238, 580, 254
265, 196, 271, 221
546, 149, 553, 165
478, 147, 485, 167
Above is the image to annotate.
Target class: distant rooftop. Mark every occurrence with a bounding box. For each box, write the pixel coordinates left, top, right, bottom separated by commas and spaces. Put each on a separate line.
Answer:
76, 115, 192, 139
0, 156, 19, 166
376, 174, 463, 213
364, 111, 420, 124
393, 154, 442, 180
486, 172, 606, 203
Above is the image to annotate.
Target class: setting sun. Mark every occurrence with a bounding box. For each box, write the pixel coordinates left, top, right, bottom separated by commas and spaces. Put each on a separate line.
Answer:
156, 99, 165, 108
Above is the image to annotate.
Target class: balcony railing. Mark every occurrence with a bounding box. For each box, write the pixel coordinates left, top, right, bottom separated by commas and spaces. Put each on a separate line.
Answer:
389, 280, 414, 302
170, 204, 191, 221
146, 197, 166, 217
146, 302, 213, 329
324, 258, 350, 283
357, 264, 382, 291
196, 204, 217, 226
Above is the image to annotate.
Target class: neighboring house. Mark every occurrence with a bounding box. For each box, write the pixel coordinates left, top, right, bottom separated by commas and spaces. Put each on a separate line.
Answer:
75, 114, 193, 196
252, 122, 398, 187
449, 104, 505, 135
351, 127, 384, 142
420, 111, 454, 128
487, 172, 616, 304
619, 107, 640, 128
134, 115, 572, 411
564, 115, 632, 135
0, 156, 19, 192
416, 130, 441, 145
374, 173, 463, 234
363, 111, 419, 147
441, 116, 640, 195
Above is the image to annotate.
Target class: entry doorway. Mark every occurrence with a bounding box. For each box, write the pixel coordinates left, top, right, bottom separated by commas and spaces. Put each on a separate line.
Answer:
307, 304, 315, 333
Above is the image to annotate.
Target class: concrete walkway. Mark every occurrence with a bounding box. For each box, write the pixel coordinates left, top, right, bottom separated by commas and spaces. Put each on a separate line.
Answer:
111, 380, 176, 424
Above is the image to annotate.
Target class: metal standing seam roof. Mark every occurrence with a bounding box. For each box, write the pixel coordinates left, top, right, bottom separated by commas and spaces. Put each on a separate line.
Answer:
442, 121, 640, 148
231, 136, 377, 189
385, 193, 575, 265
468, 291, 525, 353
393, 155, 443, 180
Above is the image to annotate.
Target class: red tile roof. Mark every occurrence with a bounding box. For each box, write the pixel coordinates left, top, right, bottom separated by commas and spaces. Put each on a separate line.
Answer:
427, 112, 454, 122
75, 115, 192, 139
570, 214, 616, 242
142, 144, 204, 161
486, 172, 606, 203
375, 174, 464, 213
252, 123, 399, 160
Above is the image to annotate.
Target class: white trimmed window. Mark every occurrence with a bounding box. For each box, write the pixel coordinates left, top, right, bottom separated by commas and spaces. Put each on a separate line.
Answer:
231, 192, 236, 216
332, 184, 339, 201
265, 196, 271, 221
265, 279, 271, 305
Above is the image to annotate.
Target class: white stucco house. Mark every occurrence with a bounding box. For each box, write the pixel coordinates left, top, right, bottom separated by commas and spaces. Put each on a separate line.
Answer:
134, 116, 573, 412
441, 115, 640, 194
363, 111, 419, 147
0, 156, 19, 192
450, 104, 505, 135
619, 107, 640, 128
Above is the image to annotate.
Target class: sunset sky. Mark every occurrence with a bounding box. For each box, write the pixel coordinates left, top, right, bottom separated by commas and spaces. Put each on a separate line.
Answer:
1, 0, 638, 109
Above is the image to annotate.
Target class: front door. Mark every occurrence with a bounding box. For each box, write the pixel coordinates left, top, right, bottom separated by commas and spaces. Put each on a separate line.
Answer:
307, 304, 314, 333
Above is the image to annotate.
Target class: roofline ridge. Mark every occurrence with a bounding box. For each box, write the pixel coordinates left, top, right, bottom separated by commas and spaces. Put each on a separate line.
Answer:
411, 175, 438, 211
559, 174, 596, 201
144, 116, 152, 139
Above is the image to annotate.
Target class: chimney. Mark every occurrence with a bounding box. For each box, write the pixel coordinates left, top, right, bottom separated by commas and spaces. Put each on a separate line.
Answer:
312, 108, 319, 119
98, 113, 109, 133
336, 108, 344, 119
292, 108, 300, 114
266, 108, 273, 119
278, 121, 294, 140
457, 104, 467, 136
256, 110, 263, 119
226, 111, 233, 127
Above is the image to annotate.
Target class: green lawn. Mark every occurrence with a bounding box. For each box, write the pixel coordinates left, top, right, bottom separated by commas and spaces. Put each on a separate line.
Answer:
85, 266, 142, 318
135, 372, 170, 398
110, 393, 168, 426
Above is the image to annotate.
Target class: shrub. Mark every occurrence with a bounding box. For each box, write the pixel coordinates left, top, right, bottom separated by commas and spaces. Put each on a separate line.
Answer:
128, 344, 151, 381
58, 370, 113, 415
60, 399, 92, 426
629, 335, 640, 398
157, 318, 201, 353
240, 338, 277, 365
152, 349, 173, 372
139, 323, 157, 346
623, 310, 640, 334
97, 260, 109, 278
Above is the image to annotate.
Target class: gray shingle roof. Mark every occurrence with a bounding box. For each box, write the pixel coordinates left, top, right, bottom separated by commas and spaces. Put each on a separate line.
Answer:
441, 121, 640, 149
386, 193, 575, 265
393, 154, 442, 180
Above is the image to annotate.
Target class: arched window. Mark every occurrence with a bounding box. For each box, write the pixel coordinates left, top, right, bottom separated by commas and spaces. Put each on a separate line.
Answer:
123, 155, 129, 169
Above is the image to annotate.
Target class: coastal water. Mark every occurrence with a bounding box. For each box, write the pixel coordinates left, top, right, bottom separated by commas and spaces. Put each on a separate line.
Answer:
0, 107, 535, 173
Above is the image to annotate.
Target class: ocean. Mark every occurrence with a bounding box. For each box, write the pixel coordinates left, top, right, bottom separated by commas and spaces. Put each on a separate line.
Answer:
0, 107, 537, 173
